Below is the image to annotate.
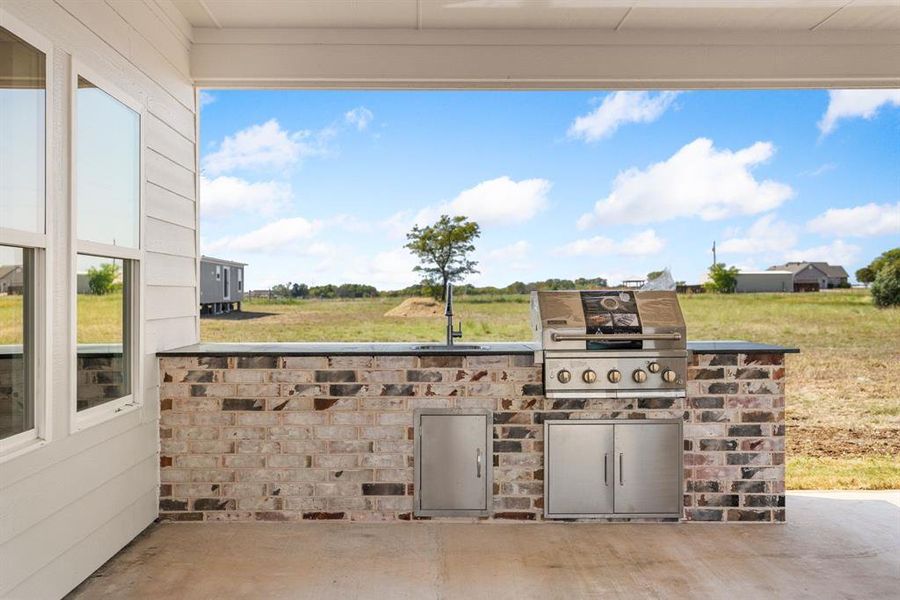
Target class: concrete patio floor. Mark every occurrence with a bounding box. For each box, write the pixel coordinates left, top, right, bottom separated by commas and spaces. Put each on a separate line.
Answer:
68, 491, 899, 599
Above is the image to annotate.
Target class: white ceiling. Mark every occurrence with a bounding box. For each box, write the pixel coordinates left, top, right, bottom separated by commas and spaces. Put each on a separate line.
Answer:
172, 0, 900, 31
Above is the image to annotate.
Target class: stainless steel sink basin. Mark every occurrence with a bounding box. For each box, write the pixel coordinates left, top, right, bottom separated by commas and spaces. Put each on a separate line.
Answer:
412, 344, 489, 351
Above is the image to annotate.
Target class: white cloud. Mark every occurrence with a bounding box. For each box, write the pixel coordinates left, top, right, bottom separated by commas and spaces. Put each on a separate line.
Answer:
487, 240, 529, 262
802, 163, 836, 177
719, 214, 798, 255
553, 229, 665, 257
577, 138, 793, 229
568, 91, 680, 142
344, 106, 374, 131
200, 175, 292, 218
199, 91, 216, 107
367, 248, 420, 289
417, 176, 551, 226
807, 202, 900, 238
202, 119, 332, 175
205, 217, 322, 254
785, 240, 861, 268
818, 90, 900, 136
483, 240, 531, 271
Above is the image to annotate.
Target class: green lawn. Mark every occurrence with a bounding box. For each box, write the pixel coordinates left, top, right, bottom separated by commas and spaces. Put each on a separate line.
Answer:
201, 290, 899, 490
2, 289, 897, 489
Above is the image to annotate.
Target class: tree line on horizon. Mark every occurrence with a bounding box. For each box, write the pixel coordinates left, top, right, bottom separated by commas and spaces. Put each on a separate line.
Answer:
266, 276, 611, 300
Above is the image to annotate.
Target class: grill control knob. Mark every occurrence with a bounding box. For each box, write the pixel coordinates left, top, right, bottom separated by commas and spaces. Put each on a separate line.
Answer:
557, 369, 572, 384
662, 369, 678, 383
607, 369, 621, 384
648, 362, 661, 373
582, 369, 598, 384
633, 369, 648, 383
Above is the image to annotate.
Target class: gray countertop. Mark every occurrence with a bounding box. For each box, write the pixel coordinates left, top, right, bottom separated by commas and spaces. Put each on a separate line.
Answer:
156, 340, 799, 357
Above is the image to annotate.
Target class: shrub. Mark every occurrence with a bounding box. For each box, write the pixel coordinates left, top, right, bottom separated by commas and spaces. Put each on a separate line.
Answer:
871, 262, 900, 307
705, 263, 738, 294
87, 263, 120, 295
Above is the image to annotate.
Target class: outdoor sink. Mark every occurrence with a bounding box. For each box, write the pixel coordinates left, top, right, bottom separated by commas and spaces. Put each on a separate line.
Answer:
411, 344, 489, 351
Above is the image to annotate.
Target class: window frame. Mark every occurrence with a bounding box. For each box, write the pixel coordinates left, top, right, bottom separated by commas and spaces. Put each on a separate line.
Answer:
69, 60, 144, 432
0, 13, 52, 459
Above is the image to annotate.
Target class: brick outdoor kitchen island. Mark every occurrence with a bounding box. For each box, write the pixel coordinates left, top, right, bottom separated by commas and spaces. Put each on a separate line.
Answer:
156, 341, 797, 523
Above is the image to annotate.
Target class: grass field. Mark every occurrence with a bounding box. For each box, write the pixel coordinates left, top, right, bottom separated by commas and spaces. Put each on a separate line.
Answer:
200, 290, 899, 490
1, 289, 897, 489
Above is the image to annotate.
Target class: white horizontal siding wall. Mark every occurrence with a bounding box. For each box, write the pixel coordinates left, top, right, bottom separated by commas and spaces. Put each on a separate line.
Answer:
0, 1, 197, 598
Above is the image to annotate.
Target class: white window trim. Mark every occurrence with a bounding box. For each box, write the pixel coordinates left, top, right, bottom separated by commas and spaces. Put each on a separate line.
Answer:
0, 10, 53, 460
69, 60, 145, 434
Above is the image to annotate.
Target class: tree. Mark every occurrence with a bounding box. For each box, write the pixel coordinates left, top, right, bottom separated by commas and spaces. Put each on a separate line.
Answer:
291, 283, 309, 298
87, 263, 119, 295
647, 270, 665, 281
271, 283, 291, 298
871, 262, 900, 307
856, 248, 900, 287
855, 266, 876, 286
405, 214, 481, 299
705, 263, 739, 294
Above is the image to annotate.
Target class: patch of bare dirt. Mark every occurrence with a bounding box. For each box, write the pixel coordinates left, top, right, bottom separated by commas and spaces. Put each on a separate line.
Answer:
788, 424, 900, 458
384, 297, 442, 318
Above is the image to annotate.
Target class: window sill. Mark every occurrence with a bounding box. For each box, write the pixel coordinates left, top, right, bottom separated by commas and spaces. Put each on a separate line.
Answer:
0, 431, 48, 464
72, 395, 141, 433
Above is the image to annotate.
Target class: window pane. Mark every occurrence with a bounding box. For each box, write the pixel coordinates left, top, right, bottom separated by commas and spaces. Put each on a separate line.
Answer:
0, 246, 33, 439
76, 77, 140, 248
76, 254, 130, 411
0, 27, 46, 233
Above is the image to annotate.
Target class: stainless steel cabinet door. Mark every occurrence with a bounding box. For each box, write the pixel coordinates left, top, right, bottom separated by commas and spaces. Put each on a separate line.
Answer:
417, 412, 489, 515
614, 423, 681, 515
546, 423, 614, 516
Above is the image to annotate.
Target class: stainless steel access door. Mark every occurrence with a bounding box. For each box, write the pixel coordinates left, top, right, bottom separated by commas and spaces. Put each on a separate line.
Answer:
614, 422, 682, 515
415, 410, 491, 517
545, 423, 614, 517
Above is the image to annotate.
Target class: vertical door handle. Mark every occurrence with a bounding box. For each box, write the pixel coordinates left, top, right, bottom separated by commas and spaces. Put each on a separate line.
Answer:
619, 453, 624, 486
604, 453, 608, 486
476, 448, 482, 478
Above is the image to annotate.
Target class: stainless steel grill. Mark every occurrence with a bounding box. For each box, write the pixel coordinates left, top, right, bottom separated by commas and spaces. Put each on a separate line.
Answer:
531, 290, 688, 399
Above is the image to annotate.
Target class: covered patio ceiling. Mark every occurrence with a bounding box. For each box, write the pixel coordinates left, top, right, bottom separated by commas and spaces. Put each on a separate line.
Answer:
167, 0, 900, 89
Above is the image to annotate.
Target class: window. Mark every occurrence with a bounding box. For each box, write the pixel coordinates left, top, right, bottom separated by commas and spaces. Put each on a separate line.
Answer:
76, 77, 139, 248
216, 265, 221, 281
0, 247, 35, 440
237, 269, 243, 292
74, 71, 141, 420
0, 27, 45, 233
76, 255, 132, 411
0, 25, 47, 448
223, 266, 230, 300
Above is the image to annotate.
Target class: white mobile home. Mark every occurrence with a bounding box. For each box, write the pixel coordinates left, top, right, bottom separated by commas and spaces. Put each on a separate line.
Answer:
735, 271, 794, 293
199, 255, 245, 314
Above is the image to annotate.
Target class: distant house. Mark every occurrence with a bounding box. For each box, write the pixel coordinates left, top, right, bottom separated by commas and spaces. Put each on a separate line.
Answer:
735, 271, 793, 293
200, 256, 246, 314
767, 261, 849, 291
0, 265, 24, 295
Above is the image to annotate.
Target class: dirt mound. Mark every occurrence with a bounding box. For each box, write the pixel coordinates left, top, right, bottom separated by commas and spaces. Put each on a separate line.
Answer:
384, 297, 443, 318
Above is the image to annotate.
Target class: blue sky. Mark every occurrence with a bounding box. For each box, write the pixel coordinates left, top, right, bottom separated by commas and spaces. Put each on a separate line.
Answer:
198, 89, 900, 290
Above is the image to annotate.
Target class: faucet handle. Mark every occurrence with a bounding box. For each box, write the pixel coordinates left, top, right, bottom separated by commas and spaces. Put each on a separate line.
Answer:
453, 320, 463, 339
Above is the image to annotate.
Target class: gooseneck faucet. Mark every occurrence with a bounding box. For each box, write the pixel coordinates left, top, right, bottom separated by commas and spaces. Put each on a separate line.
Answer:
445, 283, 463, 346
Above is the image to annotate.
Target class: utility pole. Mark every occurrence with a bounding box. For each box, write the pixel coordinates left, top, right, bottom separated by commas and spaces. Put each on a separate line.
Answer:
711, 241, 717, 268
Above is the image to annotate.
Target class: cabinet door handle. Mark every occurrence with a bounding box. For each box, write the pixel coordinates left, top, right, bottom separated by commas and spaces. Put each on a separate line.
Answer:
619, 453, 624, 486
476, 448, 482, 478
604, 453, 608, 486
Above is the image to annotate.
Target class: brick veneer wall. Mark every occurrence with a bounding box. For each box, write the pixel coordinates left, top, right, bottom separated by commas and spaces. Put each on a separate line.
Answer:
158, 351, 785, 523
